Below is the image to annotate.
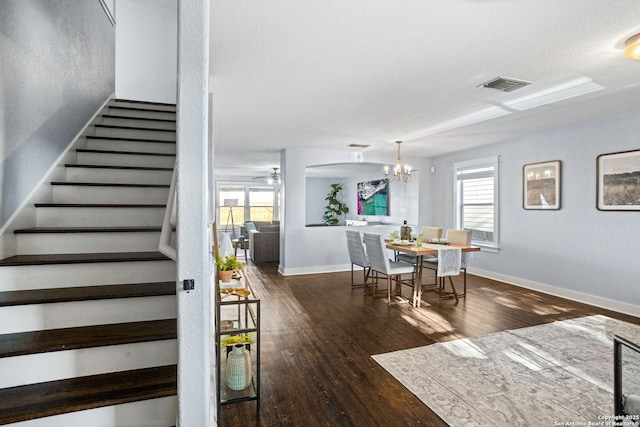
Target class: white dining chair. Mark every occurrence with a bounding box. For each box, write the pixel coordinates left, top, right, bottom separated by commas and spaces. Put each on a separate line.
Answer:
345, 229, 370, 290
422, 229, 471, 298
397, 226, 443, 265
363, 232, 415, 306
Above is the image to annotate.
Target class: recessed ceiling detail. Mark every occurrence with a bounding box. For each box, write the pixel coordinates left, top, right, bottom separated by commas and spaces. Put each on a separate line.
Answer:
211, 2, 640, 175
479, 76, 532, 92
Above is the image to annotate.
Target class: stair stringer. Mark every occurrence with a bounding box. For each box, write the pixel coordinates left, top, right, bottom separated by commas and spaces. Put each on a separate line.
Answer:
0, 95, 115, 260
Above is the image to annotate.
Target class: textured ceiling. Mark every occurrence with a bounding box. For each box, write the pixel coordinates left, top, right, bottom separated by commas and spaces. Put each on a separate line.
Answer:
210, 0, 640, 178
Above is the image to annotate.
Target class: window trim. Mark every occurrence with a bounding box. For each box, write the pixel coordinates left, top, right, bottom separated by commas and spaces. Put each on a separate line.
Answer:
453, 156, 500, 251
217, 183, 280, 224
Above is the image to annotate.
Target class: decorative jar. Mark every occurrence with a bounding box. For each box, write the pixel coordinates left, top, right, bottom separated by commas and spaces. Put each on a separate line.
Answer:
225, 344, 252, 390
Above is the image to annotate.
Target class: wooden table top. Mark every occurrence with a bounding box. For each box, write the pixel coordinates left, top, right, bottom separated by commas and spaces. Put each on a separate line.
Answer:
385, 242, 481, 256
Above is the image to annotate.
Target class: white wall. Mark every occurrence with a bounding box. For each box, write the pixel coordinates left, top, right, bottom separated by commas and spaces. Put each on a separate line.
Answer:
115, 0, 177, 103
431, 110, 640, 316
342, 172, 420, 226
0, 0, 114, 231
305, 177, 338, 225
281, 148, 428, 275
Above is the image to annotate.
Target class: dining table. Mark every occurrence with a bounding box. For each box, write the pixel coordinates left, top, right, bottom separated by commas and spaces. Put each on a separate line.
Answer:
385, 241, 481, 307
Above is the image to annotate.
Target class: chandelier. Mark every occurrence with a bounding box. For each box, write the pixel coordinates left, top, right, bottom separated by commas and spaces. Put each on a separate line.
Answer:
384, 141, 412, 182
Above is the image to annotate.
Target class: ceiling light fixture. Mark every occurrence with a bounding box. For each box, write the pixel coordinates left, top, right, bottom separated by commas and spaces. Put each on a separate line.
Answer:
624, 33, 640, 60
384, 141, 411, 182
266, 167, 281, 185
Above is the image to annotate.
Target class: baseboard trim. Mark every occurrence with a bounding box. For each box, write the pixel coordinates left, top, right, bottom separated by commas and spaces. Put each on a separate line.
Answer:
469, 267, 640, 318
278, 263, 352, 276
278, 263, 640, 317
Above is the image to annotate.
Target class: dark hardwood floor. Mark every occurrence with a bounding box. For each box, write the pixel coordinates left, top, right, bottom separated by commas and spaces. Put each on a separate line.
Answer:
218, 262, 640, 426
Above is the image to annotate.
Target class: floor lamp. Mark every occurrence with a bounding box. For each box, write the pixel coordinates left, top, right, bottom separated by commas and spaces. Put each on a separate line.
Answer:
223, 198, 238, 239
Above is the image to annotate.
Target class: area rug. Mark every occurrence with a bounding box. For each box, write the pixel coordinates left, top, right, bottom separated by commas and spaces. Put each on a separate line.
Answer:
372, 315, 640, 426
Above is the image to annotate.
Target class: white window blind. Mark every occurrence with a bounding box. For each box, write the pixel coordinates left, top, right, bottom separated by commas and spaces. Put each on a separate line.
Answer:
454, 157, 499, 249
249, 188, 275, 222
217, 185, 279, 225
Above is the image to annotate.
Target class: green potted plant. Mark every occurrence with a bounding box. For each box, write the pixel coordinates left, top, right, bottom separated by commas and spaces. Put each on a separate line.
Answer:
323, 183, 349, 226
215, 253, 244, 282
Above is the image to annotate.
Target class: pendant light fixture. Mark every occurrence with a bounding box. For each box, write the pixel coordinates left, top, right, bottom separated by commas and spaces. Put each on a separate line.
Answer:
384, 141, 412, 182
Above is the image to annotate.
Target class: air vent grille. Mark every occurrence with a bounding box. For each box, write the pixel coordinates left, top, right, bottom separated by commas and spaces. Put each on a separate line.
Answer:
348, 143, 370, 148
479, 76, 531, 92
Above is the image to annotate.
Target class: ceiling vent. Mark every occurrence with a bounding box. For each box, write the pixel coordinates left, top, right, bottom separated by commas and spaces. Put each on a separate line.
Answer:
348, 143, 370, 148
479, 76, 531, 92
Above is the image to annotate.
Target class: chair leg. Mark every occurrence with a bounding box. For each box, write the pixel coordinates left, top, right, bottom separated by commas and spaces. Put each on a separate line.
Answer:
373, 271, 378, 295
362, 267, 371, 294
387, 277, 392, 306
351, 263, 355, 288
353, 264, 371, 291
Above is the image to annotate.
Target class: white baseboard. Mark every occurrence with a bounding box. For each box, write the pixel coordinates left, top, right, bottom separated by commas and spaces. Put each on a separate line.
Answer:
279, 263, 640, 317
469, 267, 640, 318
278, 263, 352, 276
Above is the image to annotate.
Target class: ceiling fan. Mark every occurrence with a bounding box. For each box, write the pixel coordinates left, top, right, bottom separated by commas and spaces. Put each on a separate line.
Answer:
253, 167, 280, 185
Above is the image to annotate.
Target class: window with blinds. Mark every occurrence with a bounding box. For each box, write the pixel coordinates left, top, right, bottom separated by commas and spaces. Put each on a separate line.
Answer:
219, 187, 245, 227
454, 157, 499, 249
249, 188, 275, 222
218, 185, 278, 225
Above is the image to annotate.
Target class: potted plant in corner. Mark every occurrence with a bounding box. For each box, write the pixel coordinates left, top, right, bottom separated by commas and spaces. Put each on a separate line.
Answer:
323, 183, 349, 226
215, 253, 244, 282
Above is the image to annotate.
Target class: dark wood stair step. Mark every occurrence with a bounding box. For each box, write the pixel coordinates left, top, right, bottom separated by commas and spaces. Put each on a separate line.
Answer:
108, 105, 176, 114
65, 164, 173, 171
0, 251, 170, 267
76, 148, 175, 157
34, 203, 165, 208
95, 124, 176, 133
14, 226, 164, 234
0, 281, 175, 307
0, 319, 176, 358
50, 181, 170, 188
86, 135, 176, 144
0, 364, 177, 425
114, 98, 176, 107
102, 114, 175, 124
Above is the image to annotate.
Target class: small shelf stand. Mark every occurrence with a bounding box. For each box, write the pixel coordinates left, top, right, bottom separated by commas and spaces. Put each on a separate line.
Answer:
214, 270, 261, 416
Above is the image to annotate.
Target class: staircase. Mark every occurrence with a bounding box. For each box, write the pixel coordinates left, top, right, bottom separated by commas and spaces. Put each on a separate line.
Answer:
0, 100, 178, 426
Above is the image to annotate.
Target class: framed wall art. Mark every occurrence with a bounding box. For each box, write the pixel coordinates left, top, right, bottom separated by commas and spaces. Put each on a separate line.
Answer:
597, 149, 640, 211
357, 179, 389, 216
523, 160, 561, 210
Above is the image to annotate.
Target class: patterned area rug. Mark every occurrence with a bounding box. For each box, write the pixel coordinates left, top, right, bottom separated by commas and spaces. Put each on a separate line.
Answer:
373, 315, 640, 426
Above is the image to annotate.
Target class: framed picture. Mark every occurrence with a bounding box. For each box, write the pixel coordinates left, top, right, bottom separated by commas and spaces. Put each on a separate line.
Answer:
357, 179, 389, 216
597, 149, 640, 211
523, 160, 561, 210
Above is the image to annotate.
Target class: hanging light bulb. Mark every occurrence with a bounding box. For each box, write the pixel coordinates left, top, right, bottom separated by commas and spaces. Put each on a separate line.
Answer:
384, 141, 412, 182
